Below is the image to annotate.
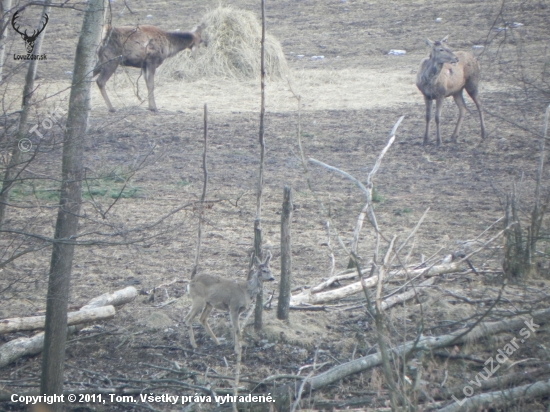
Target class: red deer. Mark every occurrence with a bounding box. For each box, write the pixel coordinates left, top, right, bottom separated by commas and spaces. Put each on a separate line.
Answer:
184, 252, 274, 354
416, 36, 486, 145
93, 24, 204, 112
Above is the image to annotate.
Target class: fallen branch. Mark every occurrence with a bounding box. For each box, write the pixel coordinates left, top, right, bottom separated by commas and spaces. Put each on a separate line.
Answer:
289, 263, 459, 306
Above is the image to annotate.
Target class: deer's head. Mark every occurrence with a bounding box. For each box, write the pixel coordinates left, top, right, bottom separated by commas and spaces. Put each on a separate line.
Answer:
426, 36, 459, 65
12, 11, 49, 54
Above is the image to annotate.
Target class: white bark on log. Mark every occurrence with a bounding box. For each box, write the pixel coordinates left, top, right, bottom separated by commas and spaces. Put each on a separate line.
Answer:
290, 263, 455, 306
80, 286, 137, 310
380, 277, 434, 311
306, 307, 550, 391
0, 306, 116, 334
438, 379, 550, 412
0, 332, 45, 369
310, 272, 360, 294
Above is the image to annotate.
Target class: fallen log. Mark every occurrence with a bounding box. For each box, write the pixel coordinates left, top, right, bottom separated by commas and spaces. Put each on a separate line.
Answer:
0, 286, 136, 368
434, 363, 550, 402
80, 286, 137, 310
305, 307, 550, 391
0, 306, 116, 335
0, 332, 45, 369
0, 324, 79, 369
438, 378, 550, 412
289, 264, 450, 306
380, 277, 434, 310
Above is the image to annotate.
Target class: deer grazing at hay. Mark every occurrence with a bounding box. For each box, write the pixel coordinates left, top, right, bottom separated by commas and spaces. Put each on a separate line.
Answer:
416, 36, 486, 145
184, 252, 274, 354
93, 24, 205, 112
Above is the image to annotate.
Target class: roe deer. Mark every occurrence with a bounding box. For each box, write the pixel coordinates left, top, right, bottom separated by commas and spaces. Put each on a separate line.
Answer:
93, 24, 204, 112
184, 252, 274, 354
416, 36, 486, 145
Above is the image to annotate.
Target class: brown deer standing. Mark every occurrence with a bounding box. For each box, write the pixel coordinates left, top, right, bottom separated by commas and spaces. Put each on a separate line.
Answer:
416, 36, 486, 145
184, 252, 274, 354
93, 24, 204, 112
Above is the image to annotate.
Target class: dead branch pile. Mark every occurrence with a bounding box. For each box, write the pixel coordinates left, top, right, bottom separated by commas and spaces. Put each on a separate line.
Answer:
265, 308, 550, 411
158, 6, 289, 82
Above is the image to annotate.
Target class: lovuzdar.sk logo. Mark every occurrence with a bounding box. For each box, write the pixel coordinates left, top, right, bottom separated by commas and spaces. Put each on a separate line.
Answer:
12, 10, 48, 60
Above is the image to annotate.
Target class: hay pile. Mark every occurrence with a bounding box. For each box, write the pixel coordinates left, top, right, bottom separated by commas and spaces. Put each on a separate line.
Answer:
158, 6, 289, 82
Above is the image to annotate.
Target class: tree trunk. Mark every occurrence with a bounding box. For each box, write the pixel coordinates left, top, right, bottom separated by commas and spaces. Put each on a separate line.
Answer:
277, 186, 292, 320
0, 1, 51, 227
39, 0, 104, 406
0, 0, 12, 82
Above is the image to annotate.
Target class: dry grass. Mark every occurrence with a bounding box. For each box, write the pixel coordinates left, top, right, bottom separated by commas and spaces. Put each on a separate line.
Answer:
157, 6, 289, 82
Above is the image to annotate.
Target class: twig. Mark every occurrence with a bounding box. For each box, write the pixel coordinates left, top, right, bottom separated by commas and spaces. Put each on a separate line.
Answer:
191, 104, 209, 279
290, 371, 314, 412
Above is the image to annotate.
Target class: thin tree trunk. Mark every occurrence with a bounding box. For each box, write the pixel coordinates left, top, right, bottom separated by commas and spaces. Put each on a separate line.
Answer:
277, 186, 292, 320
0, 1, 51, 227
0, 0, 12, 82
253, 0, 267, 332
39, 0, 104, 405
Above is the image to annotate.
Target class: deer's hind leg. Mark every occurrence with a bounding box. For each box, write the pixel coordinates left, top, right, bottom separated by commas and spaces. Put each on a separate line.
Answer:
198, 303, 220, 345
451, 92, 467, 143
465, 84, 486, 140
184, 299, 206, 349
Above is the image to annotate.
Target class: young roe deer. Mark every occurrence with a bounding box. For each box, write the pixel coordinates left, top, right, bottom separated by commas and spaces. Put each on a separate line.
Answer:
184, 252, 274, 354
93, 24, 204, 112
416, 36, 486, 145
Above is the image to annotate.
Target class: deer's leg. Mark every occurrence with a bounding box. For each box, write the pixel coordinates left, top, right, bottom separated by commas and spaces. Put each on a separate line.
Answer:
434, 97, 445, 146
198, 304, 220, 345
95, 61, 119, 113
184, 300, 205, 349
423, 96, 432, 145
466, 88, 486, 140
451, 92, 466, 143
143, 63, 158, 112
229, 308, 242, 354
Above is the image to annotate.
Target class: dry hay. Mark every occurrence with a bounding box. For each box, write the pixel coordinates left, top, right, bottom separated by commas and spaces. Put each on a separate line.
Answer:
158, 6, 289, 82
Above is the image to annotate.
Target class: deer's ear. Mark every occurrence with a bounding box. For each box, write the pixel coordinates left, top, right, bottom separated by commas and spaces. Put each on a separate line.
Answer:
441, 35, 449, 43
254, 256, 261, 266
264, 251, 272, 264
425, 39, 435, 48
